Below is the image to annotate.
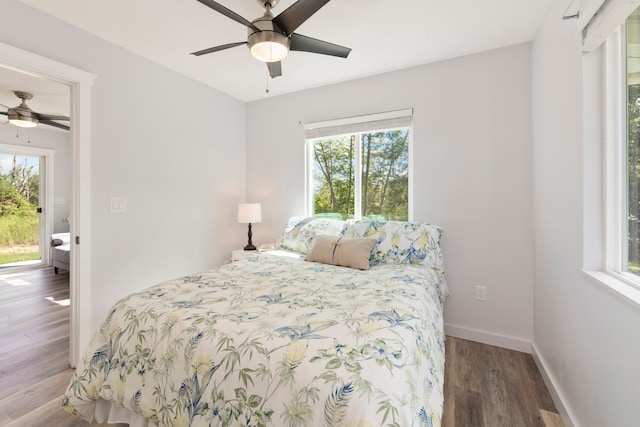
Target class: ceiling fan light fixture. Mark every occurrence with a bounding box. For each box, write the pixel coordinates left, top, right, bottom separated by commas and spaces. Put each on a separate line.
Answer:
8, 114, 38, 128
251, 40, 289, 62
248, 29, 289, 62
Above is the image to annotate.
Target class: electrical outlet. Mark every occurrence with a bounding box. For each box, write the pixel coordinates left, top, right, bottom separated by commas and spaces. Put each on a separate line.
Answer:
476, 285, 486, 301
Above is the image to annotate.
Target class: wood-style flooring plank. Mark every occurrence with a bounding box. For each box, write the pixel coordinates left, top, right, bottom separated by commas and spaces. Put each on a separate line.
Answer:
453, 388, 485, 427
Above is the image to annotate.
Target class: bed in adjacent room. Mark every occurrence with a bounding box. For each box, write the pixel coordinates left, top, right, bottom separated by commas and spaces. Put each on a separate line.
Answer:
50, 232, 70, 274
62, 218, 448, 427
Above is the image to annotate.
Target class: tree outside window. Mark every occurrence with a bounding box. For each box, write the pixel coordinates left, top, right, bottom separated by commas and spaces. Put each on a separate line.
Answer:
310, 128, 409, 221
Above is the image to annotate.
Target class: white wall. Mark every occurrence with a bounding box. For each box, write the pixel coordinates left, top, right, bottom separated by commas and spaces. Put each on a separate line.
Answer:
0, 1, 247, 333
532, 2, 640, 426
246, 43, 535, 350
0, 126, 71, 233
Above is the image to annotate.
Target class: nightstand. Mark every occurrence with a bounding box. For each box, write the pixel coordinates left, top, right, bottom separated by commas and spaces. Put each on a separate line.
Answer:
232, 249, 257, 262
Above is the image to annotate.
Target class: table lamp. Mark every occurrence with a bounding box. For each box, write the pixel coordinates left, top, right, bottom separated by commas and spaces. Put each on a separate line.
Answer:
238, 203, 262, 250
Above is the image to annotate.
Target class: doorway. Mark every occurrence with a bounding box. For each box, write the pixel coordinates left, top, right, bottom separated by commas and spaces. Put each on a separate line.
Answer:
0, 41, 95, 367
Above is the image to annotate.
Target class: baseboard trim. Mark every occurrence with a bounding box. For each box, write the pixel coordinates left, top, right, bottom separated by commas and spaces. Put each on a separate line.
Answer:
531, 343, 578, 427
444, 323, 532, 353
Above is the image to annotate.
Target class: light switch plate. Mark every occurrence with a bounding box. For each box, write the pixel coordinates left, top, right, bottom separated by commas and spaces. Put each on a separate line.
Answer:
110, 197, 127, 213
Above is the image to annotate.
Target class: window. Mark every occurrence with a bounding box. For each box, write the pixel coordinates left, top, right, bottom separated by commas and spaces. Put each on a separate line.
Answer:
303, 110, 412, 220
582, 1, 640, 304
593, 4, 640, 295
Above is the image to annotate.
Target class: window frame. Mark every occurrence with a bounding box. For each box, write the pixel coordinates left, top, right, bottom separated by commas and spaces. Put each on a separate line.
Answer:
604, 22, 640, 290
303, 110, 413, 220
583, 22, 640, 307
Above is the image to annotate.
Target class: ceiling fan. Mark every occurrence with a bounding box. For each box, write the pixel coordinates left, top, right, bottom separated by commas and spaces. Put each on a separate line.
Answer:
191, 0, 352, 78
0, 91, 70, 131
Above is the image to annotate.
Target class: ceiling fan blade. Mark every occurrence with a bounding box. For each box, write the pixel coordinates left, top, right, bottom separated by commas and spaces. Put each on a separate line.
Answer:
267, 61, 282, 78
273, 0, 330, 35
191, 41, 247, 56
37, 113, 70, 121
196, 0, 261, 32
39, 119, 70, 131
0, 111, 7, 116
290, 33, 351, 58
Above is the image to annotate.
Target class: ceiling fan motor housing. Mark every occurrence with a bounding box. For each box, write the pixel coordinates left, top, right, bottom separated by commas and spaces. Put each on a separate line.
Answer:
8, 91, 38, 125
248, 12, 290, 62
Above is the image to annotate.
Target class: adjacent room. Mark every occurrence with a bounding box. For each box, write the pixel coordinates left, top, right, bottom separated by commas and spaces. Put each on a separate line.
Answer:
0, 0, 638, 426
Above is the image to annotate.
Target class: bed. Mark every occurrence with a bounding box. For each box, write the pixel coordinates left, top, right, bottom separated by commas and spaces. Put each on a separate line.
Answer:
50, 232, 70, 274
62, 218, 448, 427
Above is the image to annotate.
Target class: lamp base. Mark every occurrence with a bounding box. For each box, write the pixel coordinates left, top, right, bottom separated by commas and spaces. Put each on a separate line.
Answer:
244, 222, 257, 251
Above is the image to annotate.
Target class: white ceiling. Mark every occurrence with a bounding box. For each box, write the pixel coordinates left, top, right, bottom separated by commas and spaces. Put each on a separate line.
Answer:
15, 0, 551, 104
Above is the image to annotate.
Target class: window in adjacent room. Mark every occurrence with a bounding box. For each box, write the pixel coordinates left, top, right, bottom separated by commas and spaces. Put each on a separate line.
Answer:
303, 109, 412, 221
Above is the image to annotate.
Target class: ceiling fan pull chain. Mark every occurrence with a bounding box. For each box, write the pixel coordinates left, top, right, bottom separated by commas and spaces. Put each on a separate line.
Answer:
266, 69, 270, 93
27, 128, 31, 144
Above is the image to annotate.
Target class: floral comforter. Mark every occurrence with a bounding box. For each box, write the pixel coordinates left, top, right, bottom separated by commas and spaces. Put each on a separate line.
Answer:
62, 251, 448, 427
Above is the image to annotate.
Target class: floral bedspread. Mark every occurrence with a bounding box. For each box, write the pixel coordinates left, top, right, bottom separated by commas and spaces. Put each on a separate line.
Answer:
62, 252, 448, 427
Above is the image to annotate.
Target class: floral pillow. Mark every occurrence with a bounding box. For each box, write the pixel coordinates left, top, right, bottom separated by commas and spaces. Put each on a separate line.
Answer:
342, 220, 445, 270
274, 216, 346, 254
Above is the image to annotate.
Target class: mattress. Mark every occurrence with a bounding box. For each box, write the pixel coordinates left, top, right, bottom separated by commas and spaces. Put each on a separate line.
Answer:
62, 250, 448, 426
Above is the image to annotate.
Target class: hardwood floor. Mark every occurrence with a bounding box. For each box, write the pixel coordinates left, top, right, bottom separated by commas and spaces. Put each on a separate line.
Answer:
0, 267, 120, 426
0, 267, 564, 427
442, 337, 564, 427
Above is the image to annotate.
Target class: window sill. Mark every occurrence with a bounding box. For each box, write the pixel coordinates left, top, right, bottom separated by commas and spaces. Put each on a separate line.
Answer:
582, 270, 640, 310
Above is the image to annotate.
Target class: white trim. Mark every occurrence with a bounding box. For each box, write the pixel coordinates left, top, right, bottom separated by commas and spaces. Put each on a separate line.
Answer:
531, 343, 578, 427
578, 0, 607, 31
0, 143, 54, 267
581, 0, 640, 51
0, 42, 96, 367
303, 109, 413, 140
582, 269, 640, 309
303, 108, 413, 131
444, 323, 532, 353
407, 126, 414, 222
604, 29, 624, 275
354, 135, 362, 220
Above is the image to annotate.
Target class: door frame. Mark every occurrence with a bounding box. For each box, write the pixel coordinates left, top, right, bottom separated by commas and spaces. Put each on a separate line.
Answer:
0, 42, 96, 366
0, 143, 55, 267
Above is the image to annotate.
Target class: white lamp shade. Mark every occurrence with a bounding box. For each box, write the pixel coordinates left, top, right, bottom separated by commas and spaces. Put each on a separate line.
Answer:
238, 203, 262, 224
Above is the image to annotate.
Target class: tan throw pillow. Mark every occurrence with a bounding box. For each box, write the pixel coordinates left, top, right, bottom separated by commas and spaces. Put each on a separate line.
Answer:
305, 235, 377, 270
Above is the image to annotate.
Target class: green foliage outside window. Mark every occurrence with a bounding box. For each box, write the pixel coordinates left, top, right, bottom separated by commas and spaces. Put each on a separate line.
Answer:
0, 157, 40, 264
311, 129, 409, 221
628, 84, 640, 274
